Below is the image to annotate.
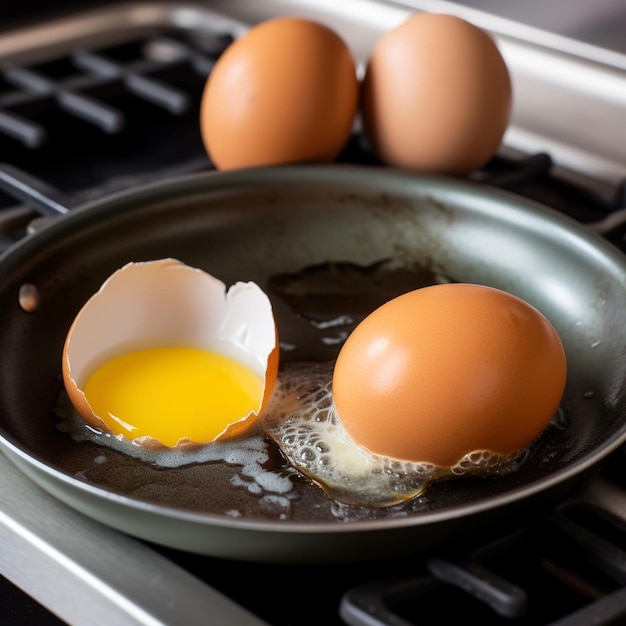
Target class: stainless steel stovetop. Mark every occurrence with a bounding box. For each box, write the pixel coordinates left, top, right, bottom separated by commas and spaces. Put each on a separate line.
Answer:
0, 2, 625, 624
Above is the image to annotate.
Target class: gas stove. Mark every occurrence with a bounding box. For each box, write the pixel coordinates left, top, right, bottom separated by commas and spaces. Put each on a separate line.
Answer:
0, 2, 625, 625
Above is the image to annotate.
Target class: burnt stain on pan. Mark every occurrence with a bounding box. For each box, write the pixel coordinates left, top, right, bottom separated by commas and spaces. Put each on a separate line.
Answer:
268, 259, 441, 362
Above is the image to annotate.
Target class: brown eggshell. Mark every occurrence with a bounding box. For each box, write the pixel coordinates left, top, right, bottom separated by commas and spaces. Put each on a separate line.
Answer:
332, 283, 567, 467
200, 16, 359, 170
361, 13, 512, 175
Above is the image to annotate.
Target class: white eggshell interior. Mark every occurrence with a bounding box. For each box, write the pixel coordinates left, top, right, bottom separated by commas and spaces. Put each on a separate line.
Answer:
64, 258, 276, 387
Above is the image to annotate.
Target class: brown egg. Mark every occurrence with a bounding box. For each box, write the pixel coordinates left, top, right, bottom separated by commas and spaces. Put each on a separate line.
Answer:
331, 283, 566, 468
200, 17, 359, 170
361, 13, 512, 175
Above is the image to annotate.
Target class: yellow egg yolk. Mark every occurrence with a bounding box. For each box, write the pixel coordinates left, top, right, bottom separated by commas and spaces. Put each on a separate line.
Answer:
82, 347, 264, 446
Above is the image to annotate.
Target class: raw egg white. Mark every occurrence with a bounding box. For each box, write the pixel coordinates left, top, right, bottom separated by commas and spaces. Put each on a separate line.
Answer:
264, 283, 567, 507
200, 16, 359, 170
62, 259, 279, 449
361, 13, 512, 175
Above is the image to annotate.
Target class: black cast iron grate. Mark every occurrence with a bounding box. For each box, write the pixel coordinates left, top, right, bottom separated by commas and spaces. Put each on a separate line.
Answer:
0, 33, 231, 147
144, 493, 626, 626
339, 503, 626, 626
0, 31, 232, 198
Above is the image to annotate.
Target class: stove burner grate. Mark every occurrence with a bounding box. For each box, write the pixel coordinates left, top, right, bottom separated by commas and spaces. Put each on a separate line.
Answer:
340, 504, 626, 625
0, 30, 233, 204
0, 33, 231, 148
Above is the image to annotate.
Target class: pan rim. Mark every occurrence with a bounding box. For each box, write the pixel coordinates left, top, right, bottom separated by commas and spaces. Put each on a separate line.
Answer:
2, 163, 624, 270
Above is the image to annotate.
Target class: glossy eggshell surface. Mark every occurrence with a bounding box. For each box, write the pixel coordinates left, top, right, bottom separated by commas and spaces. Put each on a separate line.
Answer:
361, 13, 512, 175
332, 283, 567, 467
200, 17, 359, 170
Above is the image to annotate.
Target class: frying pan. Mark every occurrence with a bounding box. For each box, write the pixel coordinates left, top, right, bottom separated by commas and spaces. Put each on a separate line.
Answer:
0, 163, 625, 564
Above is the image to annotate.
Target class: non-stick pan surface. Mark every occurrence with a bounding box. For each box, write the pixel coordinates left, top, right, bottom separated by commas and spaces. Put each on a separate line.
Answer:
1, 165, 625, 563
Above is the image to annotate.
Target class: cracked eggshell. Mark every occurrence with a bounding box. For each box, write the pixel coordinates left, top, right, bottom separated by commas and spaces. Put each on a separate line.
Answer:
62, 258, 279, 448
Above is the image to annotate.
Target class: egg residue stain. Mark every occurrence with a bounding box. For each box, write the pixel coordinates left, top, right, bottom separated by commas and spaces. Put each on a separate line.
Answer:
57, 390, 294, 502
263, 361, 531, 508
82, 347, 264, 446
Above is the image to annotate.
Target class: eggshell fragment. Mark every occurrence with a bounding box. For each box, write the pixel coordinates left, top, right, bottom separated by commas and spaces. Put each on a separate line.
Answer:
332, 283, 567, 467
62, 259, 279, 448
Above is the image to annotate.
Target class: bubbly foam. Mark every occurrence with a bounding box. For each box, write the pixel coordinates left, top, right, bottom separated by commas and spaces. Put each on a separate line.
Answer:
55, 391, 294, 504
263, 361, 527, 507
